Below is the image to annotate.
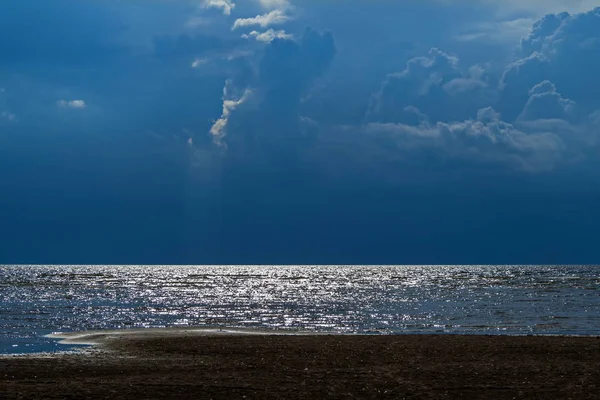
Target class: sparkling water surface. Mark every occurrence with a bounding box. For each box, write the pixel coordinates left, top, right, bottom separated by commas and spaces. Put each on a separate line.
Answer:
1, 265, 599, 354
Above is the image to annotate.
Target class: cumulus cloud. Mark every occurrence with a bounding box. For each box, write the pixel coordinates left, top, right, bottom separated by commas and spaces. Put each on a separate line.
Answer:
354, 6, 600, 174
363, 110, 563, 172
367, 48, 459, 120
57, 100, 87, 109
500, 7, 600, 119
209, 80, 252, 145
443, 67, 489, 95
218, 2, 599, 175
203, 0, 235, 16
232, 9, 290, 30
498, 52, 551, 120
367, 48, 492, 125
242, 29, 293, 42
3, 0, 600, 176
518, 80, 578, 122
5, 0, 600, 266
519, 12, 570, 54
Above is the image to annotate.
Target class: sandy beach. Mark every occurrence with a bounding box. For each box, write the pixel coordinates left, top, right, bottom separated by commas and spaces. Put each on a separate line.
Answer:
2, 330, 599, 399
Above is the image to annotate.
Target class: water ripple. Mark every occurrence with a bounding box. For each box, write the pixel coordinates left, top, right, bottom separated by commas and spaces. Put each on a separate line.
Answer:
0, 265, 599, 353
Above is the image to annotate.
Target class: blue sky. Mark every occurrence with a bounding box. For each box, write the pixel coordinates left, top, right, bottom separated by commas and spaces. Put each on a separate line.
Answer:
1, 0, 599, 264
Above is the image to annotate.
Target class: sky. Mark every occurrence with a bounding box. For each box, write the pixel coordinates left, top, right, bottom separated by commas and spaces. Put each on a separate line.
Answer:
1, 0, 600, 265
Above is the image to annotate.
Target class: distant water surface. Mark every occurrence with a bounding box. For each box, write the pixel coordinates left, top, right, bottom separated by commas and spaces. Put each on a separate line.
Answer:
1, 265, 598, 354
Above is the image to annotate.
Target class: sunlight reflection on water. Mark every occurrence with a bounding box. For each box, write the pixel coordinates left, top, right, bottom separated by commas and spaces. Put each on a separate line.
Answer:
1, 265, 599, 353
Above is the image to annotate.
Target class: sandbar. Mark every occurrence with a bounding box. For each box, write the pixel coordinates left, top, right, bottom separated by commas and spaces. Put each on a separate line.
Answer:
1, 329, 599, 399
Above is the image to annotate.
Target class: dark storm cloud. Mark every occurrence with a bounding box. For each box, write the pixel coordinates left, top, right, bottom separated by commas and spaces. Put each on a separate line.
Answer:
210, 27, 336, 153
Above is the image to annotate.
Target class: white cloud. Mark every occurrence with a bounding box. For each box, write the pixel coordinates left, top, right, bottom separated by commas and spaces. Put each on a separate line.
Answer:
363, 112, 564, 172
518, 80, 578, 122
203, 0, 235, 16
499, 7, 600, 120
57, 100, 86, 109
242, 29, 293, 42
210, 81, 252, 145
232, 9, 290, 30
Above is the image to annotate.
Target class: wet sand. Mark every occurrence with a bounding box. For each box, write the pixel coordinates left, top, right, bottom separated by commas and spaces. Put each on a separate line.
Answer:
2, 330, 599, 399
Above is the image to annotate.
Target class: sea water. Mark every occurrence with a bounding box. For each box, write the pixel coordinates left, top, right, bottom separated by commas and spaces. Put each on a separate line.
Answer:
1, 265, 598, 354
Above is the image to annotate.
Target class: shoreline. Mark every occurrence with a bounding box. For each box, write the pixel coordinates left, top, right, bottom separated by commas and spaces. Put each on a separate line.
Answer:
2, 326, 599, 358
1, 327, 327, 358
44, 326, 326, 348
2, 330, 599, 399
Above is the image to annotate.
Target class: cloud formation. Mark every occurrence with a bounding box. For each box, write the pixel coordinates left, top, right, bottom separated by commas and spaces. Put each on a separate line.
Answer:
502, 7, 600, 118
4, 0, 600, 264
242, 29, 293, 42
337, 7, 600, 173
2, 0, 599, 175
363, 109, 563, 172
213, 27, 336, 152
232, 9, 291, 30
203, 0, 235, 16
517, 81, 577, 122
209, 81, 252, 145
367, 47, 500, 128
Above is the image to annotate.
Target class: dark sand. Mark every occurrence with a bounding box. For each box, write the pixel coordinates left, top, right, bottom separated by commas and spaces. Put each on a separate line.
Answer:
2, 331, 599, 399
